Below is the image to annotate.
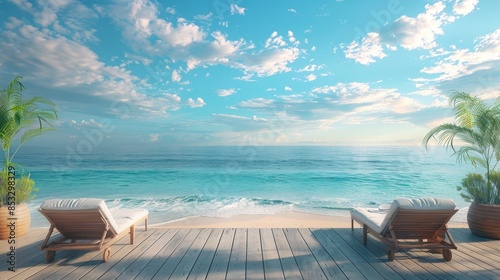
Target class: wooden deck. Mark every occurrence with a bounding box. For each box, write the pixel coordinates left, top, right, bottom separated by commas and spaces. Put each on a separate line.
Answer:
2, 226, 500, 279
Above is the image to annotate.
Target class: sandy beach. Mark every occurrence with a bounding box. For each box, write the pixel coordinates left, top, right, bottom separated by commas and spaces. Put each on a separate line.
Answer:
153, 211, 469, 229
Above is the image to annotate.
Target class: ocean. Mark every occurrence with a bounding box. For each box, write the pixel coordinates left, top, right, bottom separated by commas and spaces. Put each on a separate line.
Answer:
15, 145, 473, 227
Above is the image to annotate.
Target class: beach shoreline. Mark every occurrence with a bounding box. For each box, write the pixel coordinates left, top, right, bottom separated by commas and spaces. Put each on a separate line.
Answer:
152, 210, 469, 229
30, 210, 469, 229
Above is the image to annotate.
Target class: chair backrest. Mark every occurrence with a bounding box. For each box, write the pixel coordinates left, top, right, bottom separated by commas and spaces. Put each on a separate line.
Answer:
388, 208, 458, 239
379, 197, 457, 236
39, 198, 120, 238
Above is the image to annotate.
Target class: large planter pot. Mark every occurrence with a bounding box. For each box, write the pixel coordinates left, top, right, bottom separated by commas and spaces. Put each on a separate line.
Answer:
0, 203, 31, 239
467, 202, 500, 239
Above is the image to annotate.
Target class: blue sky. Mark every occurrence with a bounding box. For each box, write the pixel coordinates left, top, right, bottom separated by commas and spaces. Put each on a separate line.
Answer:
1, 0, 499, 149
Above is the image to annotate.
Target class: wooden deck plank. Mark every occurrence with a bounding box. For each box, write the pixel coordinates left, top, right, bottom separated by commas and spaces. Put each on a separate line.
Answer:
186, 228, 224, 280
350, 225, 500, 280
134, 228, 190, 279
2, 228, 45, 256
8, 248, 74, 280
74, 227, 154, 280
309, 228, 367, 279
125, 229, 190, 279
452, 229, 500, 263
284, 228, 328, 279
3, 227, 500, 280
206, 228, 235, 280
246, 228, 264, 280
322, 228, 386, 280
226, 228, 247, 280
271, 228, 302, 280
9, 227, 149, 280
434, 228, 500, 278
448, 241, 500, 278
298, 228, 348, 280
349, 226, 443, 280
260, 228, 285, 280
447, 250, 500, 280
3, 243, 49, 278
335, 228, 407, 280
169, 228, 212, 279
41, 230, 160, 280
346, 227, 419, 280
405, 249, 475, 280
1, 229, 61, 280
151, 229, 202, 279
116, 230, 179, 279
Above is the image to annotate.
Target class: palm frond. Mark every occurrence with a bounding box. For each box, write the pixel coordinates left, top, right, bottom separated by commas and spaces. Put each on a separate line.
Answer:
0, 76, 58, 164
425, 91, 500, 204
20, 127, 54, 145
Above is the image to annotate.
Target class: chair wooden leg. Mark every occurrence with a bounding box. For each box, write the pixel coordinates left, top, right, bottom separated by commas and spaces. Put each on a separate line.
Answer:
130, 225, 135, 244
41, 225, 55, 250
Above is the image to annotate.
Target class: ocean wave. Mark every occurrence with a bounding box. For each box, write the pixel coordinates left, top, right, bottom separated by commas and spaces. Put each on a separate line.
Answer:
98, 195, 299, 223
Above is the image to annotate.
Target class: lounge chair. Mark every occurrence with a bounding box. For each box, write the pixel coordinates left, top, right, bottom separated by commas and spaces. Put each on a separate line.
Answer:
39, 198, 148, 262
351, 197, 458, 261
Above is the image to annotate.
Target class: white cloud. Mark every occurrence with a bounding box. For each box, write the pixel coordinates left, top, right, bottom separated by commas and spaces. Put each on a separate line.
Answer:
252, 115, 267, 121
212, 113, 270, 132
108, 0, 205, 54
345, 33, 386, 65
9, 0, 101, 44
288, 30, 298, 45
68, 119, 103, 128
420, 29, 500, 82
195, 13, 213, 21
0, 17, 183, 117
453, 0, 478, 16
388, 2, 451, 50
306, 74, 317, 81
298, 64, 322, 72
218, 88, 236, 97
238, 98, 274, 108
239, 47, 300, 77
479, 90, 500, 100
187, 97, 206, 108
345, 2, 462, 64
107, 2, 299, 80
165, 7, 176, 15
265, 31, 287, 48
186, 58, 200, 70
208, 31, 245, 58
230, 4, 246, 15
311, 82, 423, 114
412, 87, 443, 97
180, 31, 246, 72
172, 70, 181, 82
152, 18, 205, 47
285, 86, 292, 91
149, 133, 160, 142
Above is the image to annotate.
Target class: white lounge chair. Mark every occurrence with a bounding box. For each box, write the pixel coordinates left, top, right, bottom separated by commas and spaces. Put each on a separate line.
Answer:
351, 197, 458, 261
39, 198, 148, 262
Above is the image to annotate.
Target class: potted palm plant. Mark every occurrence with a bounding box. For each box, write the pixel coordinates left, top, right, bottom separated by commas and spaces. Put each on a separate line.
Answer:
0, 76, 58, 239
423, 91, 500, 239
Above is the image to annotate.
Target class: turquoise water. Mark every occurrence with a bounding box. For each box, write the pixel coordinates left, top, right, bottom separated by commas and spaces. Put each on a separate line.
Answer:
16, 146, 473, 227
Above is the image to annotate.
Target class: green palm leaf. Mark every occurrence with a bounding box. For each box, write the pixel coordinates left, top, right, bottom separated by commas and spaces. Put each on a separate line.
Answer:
423, 91, 500, 204
0, 76, 58, 205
